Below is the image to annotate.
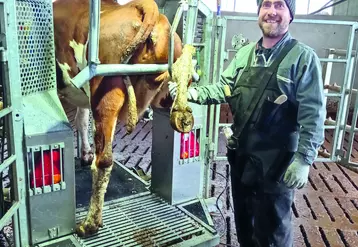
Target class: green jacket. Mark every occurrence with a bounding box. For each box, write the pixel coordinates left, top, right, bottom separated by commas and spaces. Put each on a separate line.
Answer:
191, 32, 326, 165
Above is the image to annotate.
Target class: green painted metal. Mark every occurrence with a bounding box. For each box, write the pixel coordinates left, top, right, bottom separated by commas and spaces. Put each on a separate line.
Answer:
1, 0, 30, 246
198, 3, 214, 199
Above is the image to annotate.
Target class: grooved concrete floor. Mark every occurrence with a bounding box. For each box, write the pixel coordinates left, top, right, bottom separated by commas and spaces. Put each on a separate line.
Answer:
66, 104, 358, 247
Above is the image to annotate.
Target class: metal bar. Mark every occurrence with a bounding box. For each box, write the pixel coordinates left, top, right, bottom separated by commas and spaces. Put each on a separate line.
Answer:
348, 161, 358, 166
71, 63, 169, 88
330, 24, 356, 160
342, 24, 358, 166
213, 17, 227, 161
31, 148, 36, 190
60, 146, 63, 183
197, 0, 212, 17
184, 0, 198, 45
319, 58, 347, 63
168, 3, 185, 77
0, 154, 15, 174
12, 212, 20, 247
50, 146, 54, 186
4, 0, 30, 238
325, 93, 342, 97
178, 206, 217, 234
40, 147, 45, 190
0, 107, 12, 119
315, 157, 337, 162
88, 0, 100, 64
0, 201, 20, 229
223, 15, 358, 26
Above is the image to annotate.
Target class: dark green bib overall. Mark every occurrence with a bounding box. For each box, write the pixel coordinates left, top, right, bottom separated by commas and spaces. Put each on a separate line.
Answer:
227, 39, 299, 247
227, 39, 299, 187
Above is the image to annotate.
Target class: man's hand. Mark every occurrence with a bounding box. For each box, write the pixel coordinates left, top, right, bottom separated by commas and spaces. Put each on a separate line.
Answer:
283, 155, 310, 189
168, 82, 198, 101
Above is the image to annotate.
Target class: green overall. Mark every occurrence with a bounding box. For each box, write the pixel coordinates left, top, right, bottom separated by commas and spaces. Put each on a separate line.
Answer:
227, 39, 298, 247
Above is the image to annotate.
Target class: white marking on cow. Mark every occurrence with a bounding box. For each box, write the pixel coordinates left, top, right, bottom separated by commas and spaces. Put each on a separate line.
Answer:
57, 61, 72, 85
69, 39, 91, 97
110, 118, 117, 143
69, 39, 88, 71
75, 107, 93, 162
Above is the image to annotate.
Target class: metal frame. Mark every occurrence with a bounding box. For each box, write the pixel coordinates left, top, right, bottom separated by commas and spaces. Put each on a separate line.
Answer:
0, 0, 29, 246
210, 15, 358, 167
72, 0, 188, 89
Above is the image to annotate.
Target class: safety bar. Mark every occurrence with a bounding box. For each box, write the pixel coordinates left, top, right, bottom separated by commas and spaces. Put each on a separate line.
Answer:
72, 0, 188, 89
168, 1, 188, 77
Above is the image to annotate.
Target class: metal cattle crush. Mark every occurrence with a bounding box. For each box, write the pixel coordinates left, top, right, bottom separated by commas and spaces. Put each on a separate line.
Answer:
0, 0, 220, 246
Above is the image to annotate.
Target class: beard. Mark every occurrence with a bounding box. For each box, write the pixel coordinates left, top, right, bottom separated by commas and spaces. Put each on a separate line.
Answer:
259, 18, 289, 38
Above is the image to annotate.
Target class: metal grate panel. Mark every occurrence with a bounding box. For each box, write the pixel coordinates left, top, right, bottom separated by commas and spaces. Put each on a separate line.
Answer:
183, 12, 205, 43
26, 143, 66, 196
16, 0, 56, 96
75, 194, 207, 247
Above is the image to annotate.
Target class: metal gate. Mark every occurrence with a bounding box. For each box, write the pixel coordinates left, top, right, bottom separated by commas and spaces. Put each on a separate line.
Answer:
0, 0, 30, 246
209, 14, 358, 169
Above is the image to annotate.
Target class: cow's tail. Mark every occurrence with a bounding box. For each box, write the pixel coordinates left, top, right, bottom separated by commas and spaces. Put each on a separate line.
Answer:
123, 76, 137, 134
122, 0, 159, 62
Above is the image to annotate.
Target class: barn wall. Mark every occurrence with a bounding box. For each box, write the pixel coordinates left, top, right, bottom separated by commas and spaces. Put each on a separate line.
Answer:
333, 0, 358, 17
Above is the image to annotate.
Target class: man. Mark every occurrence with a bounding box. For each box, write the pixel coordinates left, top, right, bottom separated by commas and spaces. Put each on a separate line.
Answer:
169, 0, 326, 246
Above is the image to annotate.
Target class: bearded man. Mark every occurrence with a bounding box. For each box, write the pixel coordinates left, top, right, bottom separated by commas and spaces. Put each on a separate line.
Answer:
169, 0, 326, 246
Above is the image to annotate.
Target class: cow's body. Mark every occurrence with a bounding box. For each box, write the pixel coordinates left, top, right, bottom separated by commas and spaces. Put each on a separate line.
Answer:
53, 0, 190, 237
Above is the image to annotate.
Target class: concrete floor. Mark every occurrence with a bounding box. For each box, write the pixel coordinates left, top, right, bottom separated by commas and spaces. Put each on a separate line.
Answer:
65, 104, 358, 247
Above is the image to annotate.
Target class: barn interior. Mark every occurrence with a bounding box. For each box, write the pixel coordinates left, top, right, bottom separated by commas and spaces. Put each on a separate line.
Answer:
0, 0, 358, 247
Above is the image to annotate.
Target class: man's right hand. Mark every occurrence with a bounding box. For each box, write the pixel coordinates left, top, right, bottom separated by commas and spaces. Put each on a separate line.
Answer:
168, 82, 198, 101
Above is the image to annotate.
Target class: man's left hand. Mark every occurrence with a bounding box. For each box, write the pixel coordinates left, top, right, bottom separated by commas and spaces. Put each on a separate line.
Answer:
283, 155, 310, 189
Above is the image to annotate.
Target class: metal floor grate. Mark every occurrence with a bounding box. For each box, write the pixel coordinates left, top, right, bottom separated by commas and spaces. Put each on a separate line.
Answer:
75, 194, 208, 247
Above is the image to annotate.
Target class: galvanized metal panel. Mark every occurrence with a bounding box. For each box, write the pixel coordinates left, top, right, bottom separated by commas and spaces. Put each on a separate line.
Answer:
16, 0, 57, 96
2, 0, 31, 245
25, 131, 76, 245
151, 105, 206, 205
333, 0, 358, 17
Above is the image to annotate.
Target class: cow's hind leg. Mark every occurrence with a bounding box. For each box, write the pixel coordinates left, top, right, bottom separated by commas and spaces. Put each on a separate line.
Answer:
75, 107, 94, 166
76, 79, 124, 237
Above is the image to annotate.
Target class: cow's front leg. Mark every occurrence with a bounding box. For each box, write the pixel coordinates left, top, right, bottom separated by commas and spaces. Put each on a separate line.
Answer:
75, 107, 94, 166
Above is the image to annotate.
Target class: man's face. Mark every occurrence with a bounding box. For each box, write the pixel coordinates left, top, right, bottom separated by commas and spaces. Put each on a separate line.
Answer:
258, 0, 292, 38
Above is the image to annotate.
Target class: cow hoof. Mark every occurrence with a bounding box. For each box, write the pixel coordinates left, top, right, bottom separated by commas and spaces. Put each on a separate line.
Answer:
170, 110, 194, 133
81, 151, 94, 167
76, 220, 102, 238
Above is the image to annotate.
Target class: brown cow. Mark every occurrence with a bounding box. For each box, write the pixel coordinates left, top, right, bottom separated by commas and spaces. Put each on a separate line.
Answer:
53, 0, 195, 237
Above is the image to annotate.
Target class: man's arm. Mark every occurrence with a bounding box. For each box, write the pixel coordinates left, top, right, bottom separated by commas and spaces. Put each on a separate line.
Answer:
190, 54, 241, 105
294, 49, 326, 165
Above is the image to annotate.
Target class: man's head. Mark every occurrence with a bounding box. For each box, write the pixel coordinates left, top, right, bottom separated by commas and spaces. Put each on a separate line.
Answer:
257, 0, 295, 38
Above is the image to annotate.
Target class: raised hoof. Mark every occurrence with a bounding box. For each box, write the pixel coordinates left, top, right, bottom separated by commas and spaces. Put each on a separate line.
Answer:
76, 220, 102, 238
170, 109, 194, 133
